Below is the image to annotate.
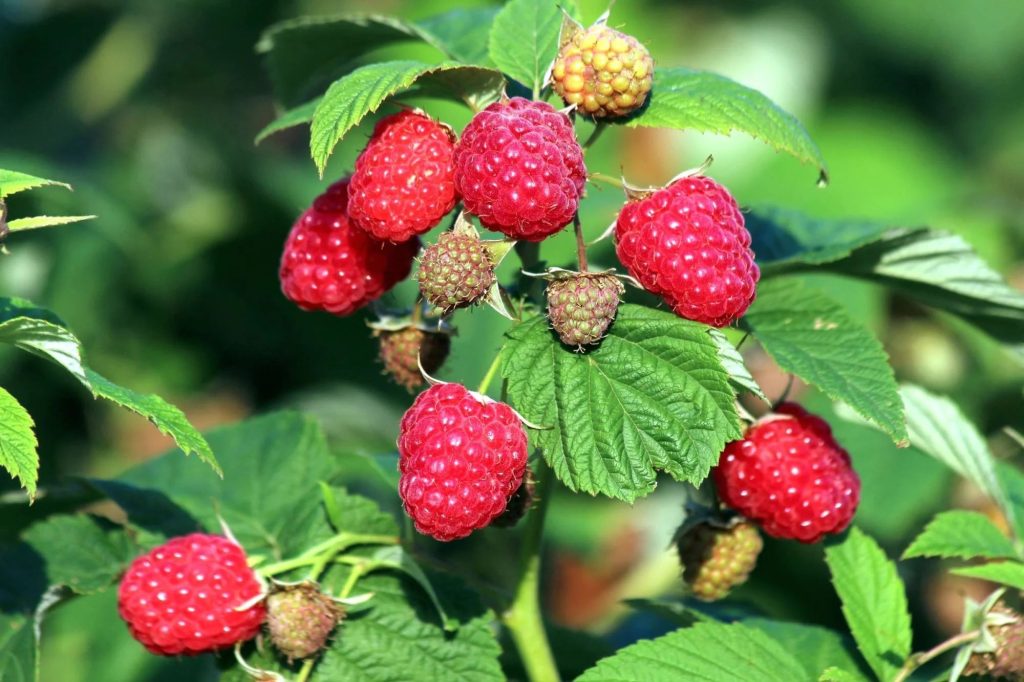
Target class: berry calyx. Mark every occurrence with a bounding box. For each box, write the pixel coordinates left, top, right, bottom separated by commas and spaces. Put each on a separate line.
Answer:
552, 23, 654, 118
117, 533, 266, 656
398, 383, 529, 541
418, 230, 496, 312
265, 583, 344, 662
713, 403, 861, 543
676, 521, 763, 601
546, 272, 625, 348
614, 175, 759, 327
454, 97, 586, 242
376, 325, 451, 391
348, 110, 458, 242
964, 604, 1024, 680
279, 180, 419, 316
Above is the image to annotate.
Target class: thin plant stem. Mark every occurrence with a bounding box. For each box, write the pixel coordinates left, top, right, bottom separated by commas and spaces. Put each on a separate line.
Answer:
588, 171, 625, 190
892, 630, 980, 682
295, 658, 316, 682
581, 122, 607, 151
503, 462, 559, 682
573, 214, 588, 272
257, 533, 398, 577
478, 351, 504, 395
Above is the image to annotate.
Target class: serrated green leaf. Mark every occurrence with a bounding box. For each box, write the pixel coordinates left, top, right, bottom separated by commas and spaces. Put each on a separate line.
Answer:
576, 621, 807, 681
0, 614, 34, 682
903, 510, 1019, 561
0, 388, 38, 498
709, 329, 768, 403
369, 545, 457, 632
502, 305, 742, 502
900, 384, 1017, 535
626, 69, 827, 182
86, 369, 219, 477
488, 0, 575, 96
824, 528, 912, 682
115, 412, 334, 559
743, 279, 907, 444
819, 667, 864, 682
745, 618, 870, 682
951, 561, 1024, 590
751, 209, 1024, 362
21, 515, 133, 594
254, 98, 319, 144
418, 7, 499, 65
0, 300, 88, 388
0, 169, 71, 200
310, 61, 504, 176
5, 215, 94, 232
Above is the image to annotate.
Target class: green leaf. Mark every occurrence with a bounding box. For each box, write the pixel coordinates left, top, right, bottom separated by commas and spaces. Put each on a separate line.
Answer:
751, 209, 1024, 361
903, 510, 1019, 561
86, 369, 219, 477
0, 614, 34, 682
21, 515, 134, 594
743, 279, 907, 444
488, 0, 575, 95
824, 528, 912, 682
310, 61, 504, 176
0, 299, 88, 388
0, 169, 71, 200
951, 561, 1024, 590
626, 69, 827, 182
819, 668, 864, 682
254, 98, 319, 144
900, 384, 1016, 534
576, 621, 807, 681
418, 7, 499, 65
115, 412, 335, 559
709, 329, 768, 403
5, 215, 94, 232
502, 305, 742, 502
0, 388, 38, 498
369, 545, 457, 632
745, 618, 870, 682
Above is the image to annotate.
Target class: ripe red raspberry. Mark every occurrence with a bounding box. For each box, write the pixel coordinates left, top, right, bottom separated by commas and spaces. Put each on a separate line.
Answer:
676, 521, 762, 601
348, 110, 458, 242
454, 97, 586, 242
398, 383, 529, 541
279, 180, 419, 316
117, 533, 265, 656
713, 404, 861, 543
615, 176, 759, 327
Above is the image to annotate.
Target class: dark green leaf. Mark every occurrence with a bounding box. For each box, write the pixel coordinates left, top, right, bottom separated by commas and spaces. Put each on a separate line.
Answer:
502, 305, 741, 502
487, 0, 575, 96
743, 279, 907, 444
418, 7, 499, 65
0, 388, 38, 498
22, 515, 134, 594
576, 621, 807, 681
0, 614, 34, 682
626, 69, 827, 182
903, 510, 1019, 561
310, 61, 504, 176
824, 528, 911, 681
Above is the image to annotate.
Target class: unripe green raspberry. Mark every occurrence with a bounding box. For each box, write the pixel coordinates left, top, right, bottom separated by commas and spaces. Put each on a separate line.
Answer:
376, 326, 451, 391
965, 604, 1024, 680
676, 521, 762, 601
551, 24, 654, 118
546, 273, 624, 348
418, 231, 496, 312
265, 584, 344, 662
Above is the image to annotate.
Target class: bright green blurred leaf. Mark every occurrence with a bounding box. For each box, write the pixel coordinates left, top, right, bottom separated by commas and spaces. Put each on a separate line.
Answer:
0, 388, 38, 499
0, 169, 71, 200
903, 510, 1019, 561
744, 618, 870, 682
6, 216, 94, 232
951, 560, 1024, 590
0, 614, 34, 682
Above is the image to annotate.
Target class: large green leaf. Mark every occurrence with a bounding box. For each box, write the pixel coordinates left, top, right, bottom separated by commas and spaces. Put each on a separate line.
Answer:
418, 7, 499, 65
502, 305, 741, 502
824, 528, 912, 682
951, 560, 1024, 590
742, 279, 907, 444
0, 388, 38, 498
626, 69, 827, 182
21, 515, 134, 595
903, 510, 1019, 561
487, 0, 573, 96
0, 614, 34, 682
309, 61, 505, 176
710, 329, 768, 403
576, 621, 807, 681
750, 209, 1024, 361
745, 619, 870, 682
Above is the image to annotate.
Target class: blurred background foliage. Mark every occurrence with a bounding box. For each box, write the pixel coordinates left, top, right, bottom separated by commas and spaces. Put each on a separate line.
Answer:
2, 0, 1024, 679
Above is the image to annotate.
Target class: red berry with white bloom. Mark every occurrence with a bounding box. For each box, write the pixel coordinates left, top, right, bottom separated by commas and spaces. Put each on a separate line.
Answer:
279, 180, 419, 316
454, 97, 586, 242
398, 383, 529, 541
117, 533, 265, 656
348, 110, 459, 242
713, 403, 861, 543
615, 175, 759, 327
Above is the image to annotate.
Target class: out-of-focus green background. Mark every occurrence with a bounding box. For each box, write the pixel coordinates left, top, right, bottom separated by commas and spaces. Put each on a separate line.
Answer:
3, 0, 1024, 679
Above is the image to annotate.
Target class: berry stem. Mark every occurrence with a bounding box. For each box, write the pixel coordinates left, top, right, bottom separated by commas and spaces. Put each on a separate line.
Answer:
256, 533, 398, 578
581, 122, 607, 151
295, 659, 315, 682
588, 171, 625, 190
477, 350, 504, 396
892, 630, 980, 682
503, 462, 560, 682
515, 241, 545, 305
573, 213, 588, 272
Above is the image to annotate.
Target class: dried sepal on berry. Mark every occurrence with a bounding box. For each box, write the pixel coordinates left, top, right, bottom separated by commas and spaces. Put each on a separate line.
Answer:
265, 582, 345, 663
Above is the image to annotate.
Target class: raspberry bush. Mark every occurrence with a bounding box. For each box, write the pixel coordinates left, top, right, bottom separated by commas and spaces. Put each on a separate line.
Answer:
5, 2, 1024, 682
